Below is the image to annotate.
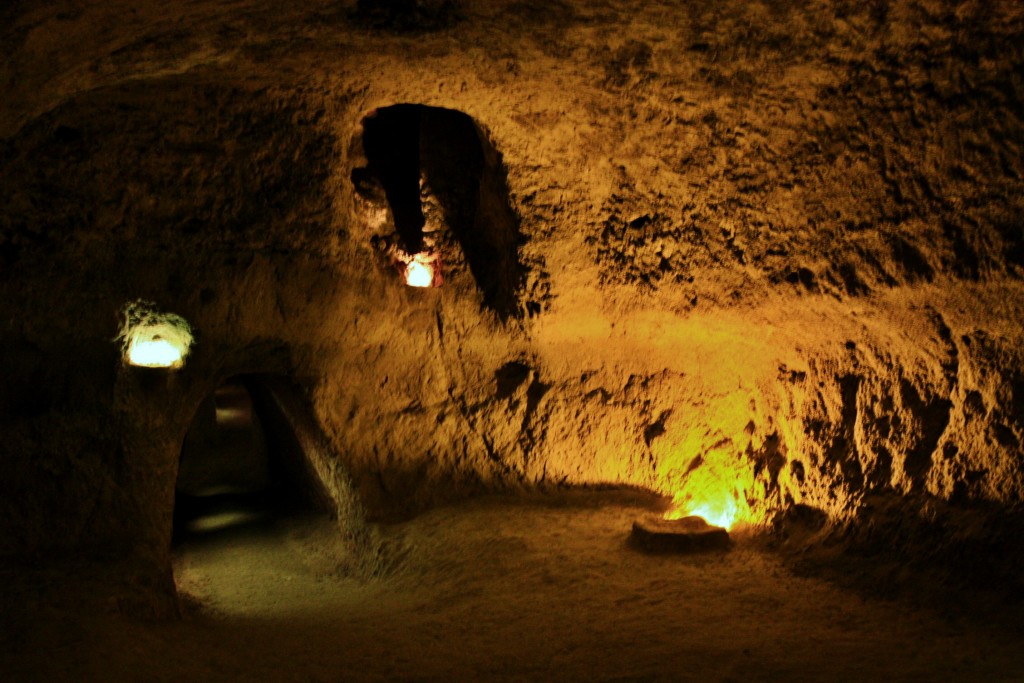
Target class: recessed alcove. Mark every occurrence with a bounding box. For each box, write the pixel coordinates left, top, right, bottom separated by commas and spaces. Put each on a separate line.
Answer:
353, 104, 524, 318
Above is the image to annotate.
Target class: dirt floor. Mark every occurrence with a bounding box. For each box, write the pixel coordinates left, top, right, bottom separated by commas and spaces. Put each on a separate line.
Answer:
4, 491, 1023, 682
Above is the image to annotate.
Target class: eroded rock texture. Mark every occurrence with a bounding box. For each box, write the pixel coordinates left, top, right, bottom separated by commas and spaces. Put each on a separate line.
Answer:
1, 0, 1022, 587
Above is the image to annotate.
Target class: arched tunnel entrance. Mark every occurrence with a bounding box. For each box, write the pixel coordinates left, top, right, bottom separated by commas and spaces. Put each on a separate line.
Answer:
172, 375, 334, 544
170, 375, 372, 611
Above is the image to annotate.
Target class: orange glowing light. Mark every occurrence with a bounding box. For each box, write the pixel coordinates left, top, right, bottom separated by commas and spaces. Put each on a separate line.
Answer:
662, 455, 752, 531
664, 496, 742, 531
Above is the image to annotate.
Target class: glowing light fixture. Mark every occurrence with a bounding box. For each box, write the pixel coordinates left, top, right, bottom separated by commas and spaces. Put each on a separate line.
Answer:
128, 337, 185, 368
406, 258, 434, 287
402, 251, 440, 288
116, 300, 194, 369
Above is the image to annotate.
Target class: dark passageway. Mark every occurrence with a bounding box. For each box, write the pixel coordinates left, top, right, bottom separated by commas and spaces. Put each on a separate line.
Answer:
173, 376, 332, 546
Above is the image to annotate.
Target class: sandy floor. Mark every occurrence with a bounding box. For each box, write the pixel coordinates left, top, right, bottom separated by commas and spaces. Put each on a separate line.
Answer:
5, 492, 1024, 682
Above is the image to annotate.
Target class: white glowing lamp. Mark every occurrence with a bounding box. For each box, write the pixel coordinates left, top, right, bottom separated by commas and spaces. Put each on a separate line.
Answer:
117, 301, 194, 370
405, 259, 434, 287
127, 336, 185, 368
404, 253, 438, 287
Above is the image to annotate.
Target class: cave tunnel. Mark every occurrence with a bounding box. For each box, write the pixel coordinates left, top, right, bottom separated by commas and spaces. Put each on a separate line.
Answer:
173, 375, 334, 545
3, 0, 1024, 680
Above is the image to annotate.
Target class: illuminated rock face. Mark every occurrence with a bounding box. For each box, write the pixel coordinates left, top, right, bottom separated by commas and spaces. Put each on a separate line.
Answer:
0, 0, 1022, 581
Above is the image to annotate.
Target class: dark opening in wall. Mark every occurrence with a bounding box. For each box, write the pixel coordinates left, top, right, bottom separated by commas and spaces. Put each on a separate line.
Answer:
357, 105, 426, 254
173, 375, 332, 542
354, 104, 524, 318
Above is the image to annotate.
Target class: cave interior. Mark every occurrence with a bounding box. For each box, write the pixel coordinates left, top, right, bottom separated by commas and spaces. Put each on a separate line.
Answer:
2, 0, 1024, 680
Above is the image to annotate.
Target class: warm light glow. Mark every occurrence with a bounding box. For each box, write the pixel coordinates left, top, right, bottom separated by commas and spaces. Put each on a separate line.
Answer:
662, 444, 752, 531
405, 257, 434, 287
664, 496, 742, 530
116, 300, 193, 369
128, 337, 185, 368
653, 385, 762, 532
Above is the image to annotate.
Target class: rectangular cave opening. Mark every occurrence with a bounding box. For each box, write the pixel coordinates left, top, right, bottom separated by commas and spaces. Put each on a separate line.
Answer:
354, 103, 524, 316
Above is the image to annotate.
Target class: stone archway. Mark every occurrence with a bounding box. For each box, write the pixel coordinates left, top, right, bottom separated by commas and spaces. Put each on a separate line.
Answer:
173, 374, 336, 542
